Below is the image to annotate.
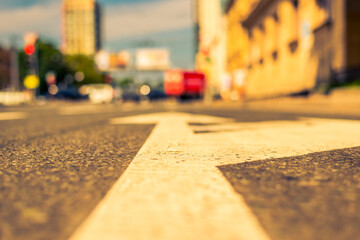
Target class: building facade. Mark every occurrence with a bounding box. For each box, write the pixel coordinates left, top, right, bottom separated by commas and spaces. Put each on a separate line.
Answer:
0, 47, 11, 89
225, 0, 259, 99
226, 0, 360, 99
195, 0, 227, 100
61, 0, 101, 56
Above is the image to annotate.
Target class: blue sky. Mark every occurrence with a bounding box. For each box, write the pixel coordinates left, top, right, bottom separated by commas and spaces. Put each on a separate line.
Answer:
0, 0, 195, 69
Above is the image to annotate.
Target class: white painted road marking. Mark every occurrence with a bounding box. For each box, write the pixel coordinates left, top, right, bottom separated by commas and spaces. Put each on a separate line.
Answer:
70, 112, 360, 240
58, 103, 153, 115
58, 105, 113, 115
70, 112, 270, 240
0, 112, 27, 121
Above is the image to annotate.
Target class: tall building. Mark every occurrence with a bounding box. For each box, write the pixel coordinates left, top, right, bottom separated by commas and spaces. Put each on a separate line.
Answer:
61, 0, 101, 55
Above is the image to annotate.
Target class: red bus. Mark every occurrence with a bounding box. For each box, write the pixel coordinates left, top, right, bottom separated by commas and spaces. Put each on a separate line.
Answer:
164, 70, 206, 99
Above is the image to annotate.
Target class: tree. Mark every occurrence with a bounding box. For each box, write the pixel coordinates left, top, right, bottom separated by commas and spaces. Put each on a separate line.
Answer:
19, 39, 104, 94
37, 41, 71, 93
19, 39, 72, 94
65, 55, 103, 86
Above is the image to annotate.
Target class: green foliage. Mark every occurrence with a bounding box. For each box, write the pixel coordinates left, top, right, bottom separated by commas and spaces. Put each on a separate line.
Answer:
18, 51, 28, 89
18, 39, 103, 94
118, 77, 134, 88
342, 79, 360, 88
65, 55, 103, 86
327, 78, 360, 93
18, 39, 72, 94
37, 41, 71, 93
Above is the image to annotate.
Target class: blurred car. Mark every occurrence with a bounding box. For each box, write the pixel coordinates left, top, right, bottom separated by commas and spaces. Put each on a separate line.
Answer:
80, 84, 114, 104
148, 89, 167, 100
54, 86, 86, 100
121, 90, 140, 102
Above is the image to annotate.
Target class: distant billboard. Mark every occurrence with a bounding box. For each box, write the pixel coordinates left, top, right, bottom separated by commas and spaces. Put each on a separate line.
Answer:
95, 50, 132, 71
110, 50, 131, 69
136, 49, 170, 70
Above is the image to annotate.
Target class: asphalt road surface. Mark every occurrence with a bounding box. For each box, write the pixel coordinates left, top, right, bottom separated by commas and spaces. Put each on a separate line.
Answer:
219, 146, 360, 240
0, 100, 359, 240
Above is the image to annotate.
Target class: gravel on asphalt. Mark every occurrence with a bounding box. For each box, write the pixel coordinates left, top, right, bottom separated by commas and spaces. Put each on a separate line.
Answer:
0, 121, 153, 240
219, 146, 360, 240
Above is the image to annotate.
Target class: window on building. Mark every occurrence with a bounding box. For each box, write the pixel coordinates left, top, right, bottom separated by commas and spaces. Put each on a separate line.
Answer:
292, 0, 299, 9
273, 12, 279, 22
315, 0, 327, 8
289, 40, 298, 53
259, 23, 264, 32
272, 51, 278, 60
248, 30, 253, 39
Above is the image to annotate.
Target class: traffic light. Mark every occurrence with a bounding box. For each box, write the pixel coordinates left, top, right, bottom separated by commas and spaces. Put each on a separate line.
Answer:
24, 44, 35, 55
23, 44, 36, 71
22, 32, 39, 92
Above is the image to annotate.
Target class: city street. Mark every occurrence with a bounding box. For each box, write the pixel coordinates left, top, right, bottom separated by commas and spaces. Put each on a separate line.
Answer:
1, 99, 360, 240
1, 0, 360, 239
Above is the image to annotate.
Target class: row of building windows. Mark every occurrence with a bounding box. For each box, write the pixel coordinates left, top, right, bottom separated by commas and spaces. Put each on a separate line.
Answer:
246, 40, 302, 70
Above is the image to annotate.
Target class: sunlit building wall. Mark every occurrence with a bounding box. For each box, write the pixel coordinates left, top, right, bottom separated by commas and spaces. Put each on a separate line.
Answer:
226, 0, 360, 99
193, 0, 200, 61
61, 0, 101, 56
195, 0, 227, 99
225, 0, 259, 99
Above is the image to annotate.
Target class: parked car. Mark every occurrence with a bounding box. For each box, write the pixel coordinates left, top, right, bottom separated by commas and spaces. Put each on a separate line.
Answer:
80, 84, 114, 104
54, 86, 86, 100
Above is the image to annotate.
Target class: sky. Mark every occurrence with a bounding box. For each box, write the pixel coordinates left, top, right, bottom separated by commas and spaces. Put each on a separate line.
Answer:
0, 0, 195, 69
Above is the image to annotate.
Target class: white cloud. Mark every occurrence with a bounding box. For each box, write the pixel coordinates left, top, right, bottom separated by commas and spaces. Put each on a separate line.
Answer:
0, 2, 61, 44
104, 0, 192, 40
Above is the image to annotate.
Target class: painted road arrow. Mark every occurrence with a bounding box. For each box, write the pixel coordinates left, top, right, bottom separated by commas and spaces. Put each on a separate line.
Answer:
69, 112, 360, 240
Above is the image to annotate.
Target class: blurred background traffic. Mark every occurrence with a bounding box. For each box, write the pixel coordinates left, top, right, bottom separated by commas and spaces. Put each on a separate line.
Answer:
0, 0, 359, 106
